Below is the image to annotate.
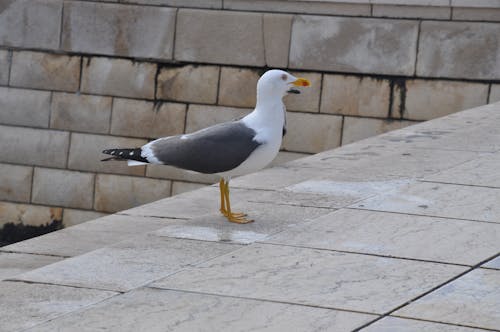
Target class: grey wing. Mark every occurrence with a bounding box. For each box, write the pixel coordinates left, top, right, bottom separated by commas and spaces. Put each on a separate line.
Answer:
148, 121, 262, 174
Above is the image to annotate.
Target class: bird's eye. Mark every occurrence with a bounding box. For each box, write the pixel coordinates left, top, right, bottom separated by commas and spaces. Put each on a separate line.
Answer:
281, 74, 287, 81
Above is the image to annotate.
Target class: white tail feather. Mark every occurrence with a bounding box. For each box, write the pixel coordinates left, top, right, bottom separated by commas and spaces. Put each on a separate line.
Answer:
127, 160, 148, 166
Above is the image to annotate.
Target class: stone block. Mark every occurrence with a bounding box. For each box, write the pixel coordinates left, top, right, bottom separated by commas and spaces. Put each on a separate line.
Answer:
10, 51, 80, 92
94, 174, 171, 213
32, 168, 94, 209
0, 0, 62, 49
171, 181, 206, 196
284, 72, 322, 112
68, 133, 147, 176
218, 67, 260, 108
453, 7, 500, 21
451, 0, 500, 7
50, 92, 112, 134
0, 201, 62, 227
0, 252, 62, 281
0, 87, 51, 127
373, 4, 451, 19
156, 65, 219, 104
185, 104, 251, 133
110, 98, 186, 138
290, 16, 418, 75
263, 13, 292, 68
490, 84, 500, 103
62, 209, 107, 227
269, 151, 309, 167
363, 316, 482, 332
0, 125, 69, 168
417, 21, 500, 80
146, 165, 220, 184
282, 113, 342, 153
175, 9, 265, 66
321, 75, 391, 118
121, 0, 222, 8
0, 164, 32, 203
81, 57, 156, 99
224, 1, 371, 16
399, 80, 489, 121
62, 2, 175, 59
0, 49, 9, 84
342, 117, 414, 145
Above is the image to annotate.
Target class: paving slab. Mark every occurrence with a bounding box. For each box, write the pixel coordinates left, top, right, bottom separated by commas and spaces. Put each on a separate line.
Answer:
361, 316, 486, 332
351, 181, 500, 223
0, 252, 63, 281
395, 269, 500, 330
482, 256, 500, 270
154, 201, 332, 244
25, 287, 376, 332
152, 243, 466, 314
265, 209, 500, 266
0, 281, 116, 332
13, 234, 242, 292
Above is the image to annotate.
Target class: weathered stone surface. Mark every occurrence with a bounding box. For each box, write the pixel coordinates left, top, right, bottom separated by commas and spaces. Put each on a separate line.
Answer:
171, 181, 206, 196
10, 51, 80, 92
417, 21, 500, 79
342, 117, 414, 145
62, 2, 175, 59
399, 80, 489, 120
396, 269, 500, 330
290, 16, 418, 75
483, 257, 500, 270
218, 67, 260, 107
363, 316, 482, 332
121, 0, 222, 8
352, 181, 500, 223
269, 151, 309, 167
32, 168, 94, 209
0, 0, 62, 49
0, 87, 51, 127
452, 7, 500, 21
0, 281, 116, 332
185, 104, 251, 133
175, 9, 265, 66
0, 201, 62, 227
146, 164, 220, 184
152, 243, 465, 314
285, 72, 321, 112
373, 4, 451, 19
263, 13, 292, 68
62, 209, 107, 227
490, 84, 500, 103
110, 98, 186, 138
282, 112, 342, 153
321, 75, 390, 117
0, 125, 69, 168
28, 288, 375, 332
0, 252, 62, 281
94, 174, 171, 213
81, 57, 156, 99
0, 163, 32, 203
15, 235, 241, 292
267, 209, 500, 265
0, 49, 9, 84
50, 92, 112, 134
157, 65, 219, 104
68, 133, 146, 176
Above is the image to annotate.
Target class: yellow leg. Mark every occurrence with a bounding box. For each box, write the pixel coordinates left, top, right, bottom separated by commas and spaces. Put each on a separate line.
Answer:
219, 179, 253, 223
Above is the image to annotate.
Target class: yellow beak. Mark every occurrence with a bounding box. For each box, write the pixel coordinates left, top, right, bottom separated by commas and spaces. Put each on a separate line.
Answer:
292, 77, 311, 87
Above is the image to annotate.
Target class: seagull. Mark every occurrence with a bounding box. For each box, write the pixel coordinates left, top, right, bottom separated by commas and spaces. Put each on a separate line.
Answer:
102, 69, 310, 223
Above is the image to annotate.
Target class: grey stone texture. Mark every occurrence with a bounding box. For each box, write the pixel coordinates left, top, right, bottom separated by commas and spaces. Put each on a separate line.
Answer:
156, 65, 219, 104
0, 163, 32, 203
81, 57, 156, 99
0, 0, 62, 49
171, 181, 205, 196
32, 168, 95, 209
373, 4, 451, 19
489, 84, 500, 103
263, 13, 293, 68
417, 21, 500, 79
363, 316, 483, 332
10, 51, 81, 92
175, 9, 265, 66
453, 7, 500, 21
290, 16, 419, 75
121, 0, 222, 8
62, 209, 107, 227
0, 125, 69, 168
0, 201, 62, 228
0, 49, 9, 84
110, 98, 186, 138
0, 252, 62, 281
62, 2, 176, 59
218, 67, 260, 108
342, 117, 414, 145
0, 87, 51, 128
50, 93, 112, 134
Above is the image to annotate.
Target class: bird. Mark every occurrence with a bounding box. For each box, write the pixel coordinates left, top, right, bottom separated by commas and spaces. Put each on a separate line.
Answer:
102, 69, 311, 223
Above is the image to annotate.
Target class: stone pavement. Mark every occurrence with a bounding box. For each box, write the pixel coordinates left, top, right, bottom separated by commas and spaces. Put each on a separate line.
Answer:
1, 102, 499, 331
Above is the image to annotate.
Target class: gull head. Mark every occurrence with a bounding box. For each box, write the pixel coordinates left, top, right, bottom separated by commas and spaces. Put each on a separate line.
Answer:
257, 69, 311, 99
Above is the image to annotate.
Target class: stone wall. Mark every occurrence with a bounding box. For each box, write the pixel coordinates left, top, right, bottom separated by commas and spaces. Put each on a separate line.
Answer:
0, 0, 499, 230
